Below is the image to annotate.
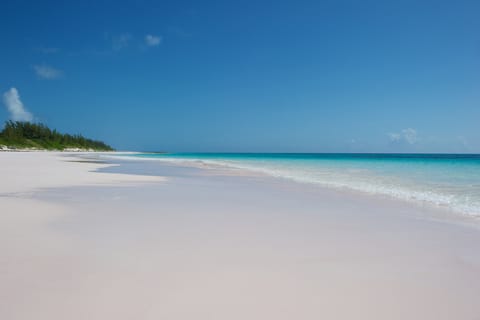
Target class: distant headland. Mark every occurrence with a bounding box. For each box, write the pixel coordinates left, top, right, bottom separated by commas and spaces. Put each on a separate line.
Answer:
0, 121, 114, 151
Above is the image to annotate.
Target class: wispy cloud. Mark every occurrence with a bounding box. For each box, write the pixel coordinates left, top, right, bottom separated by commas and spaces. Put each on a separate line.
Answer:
388, 133, 401, 142
2, 88, 34, 122
388, 128, 418, 144
112, 33, 132, 51
402, 128, 417, 144
34, 64, 63, 79
145, 34, 162, 46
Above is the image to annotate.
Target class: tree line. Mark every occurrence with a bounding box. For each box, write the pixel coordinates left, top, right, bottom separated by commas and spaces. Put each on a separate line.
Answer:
0, 121, 114, 151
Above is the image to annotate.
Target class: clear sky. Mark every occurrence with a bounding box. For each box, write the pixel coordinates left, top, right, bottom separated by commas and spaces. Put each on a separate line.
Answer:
1, 0, 479, 152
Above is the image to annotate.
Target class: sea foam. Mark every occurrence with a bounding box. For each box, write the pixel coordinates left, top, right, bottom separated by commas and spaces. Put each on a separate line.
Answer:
121, 153, 480, 217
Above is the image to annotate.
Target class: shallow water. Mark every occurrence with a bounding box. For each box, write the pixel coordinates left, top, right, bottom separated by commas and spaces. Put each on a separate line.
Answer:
120, 153, 480, 217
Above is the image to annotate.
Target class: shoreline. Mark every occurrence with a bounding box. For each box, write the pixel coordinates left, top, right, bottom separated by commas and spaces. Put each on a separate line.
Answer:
2, 152, 480, 319
104, 153, 480, 227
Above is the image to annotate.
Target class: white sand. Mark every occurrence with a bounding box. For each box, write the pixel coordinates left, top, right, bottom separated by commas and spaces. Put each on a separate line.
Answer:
1, 152, 480, 320
0, 152, 164, 195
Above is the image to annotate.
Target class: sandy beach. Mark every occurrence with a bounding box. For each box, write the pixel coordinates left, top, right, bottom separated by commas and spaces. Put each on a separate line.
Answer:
1, 152, 480, 320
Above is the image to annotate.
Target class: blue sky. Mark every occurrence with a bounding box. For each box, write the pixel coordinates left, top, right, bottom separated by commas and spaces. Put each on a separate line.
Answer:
1, 0, 479, 152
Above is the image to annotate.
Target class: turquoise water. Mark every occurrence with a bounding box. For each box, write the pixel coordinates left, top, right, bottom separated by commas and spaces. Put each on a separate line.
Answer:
128, 153, 480, 217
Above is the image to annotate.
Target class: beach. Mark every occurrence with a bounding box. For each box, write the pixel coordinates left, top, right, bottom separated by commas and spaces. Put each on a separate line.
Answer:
1, 152, 480, 320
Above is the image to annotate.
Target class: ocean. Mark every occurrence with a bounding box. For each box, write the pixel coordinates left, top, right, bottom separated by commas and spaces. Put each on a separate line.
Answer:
125, 153, 480, 217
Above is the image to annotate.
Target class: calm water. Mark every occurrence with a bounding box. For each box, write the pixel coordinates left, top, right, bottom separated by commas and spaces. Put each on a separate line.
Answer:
127, 153, 480, 217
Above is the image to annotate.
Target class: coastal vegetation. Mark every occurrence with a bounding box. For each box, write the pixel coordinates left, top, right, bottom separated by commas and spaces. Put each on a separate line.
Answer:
0, 121, 114, 151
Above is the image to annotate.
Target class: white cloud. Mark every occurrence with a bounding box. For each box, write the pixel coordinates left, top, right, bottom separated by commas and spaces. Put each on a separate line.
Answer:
145, 34, 162, 46
2, 88, 34, 122
34, 64, 63, 79
402, 128, 417, 144
388, 133, 401, 142
112, 33, 132, 50
388, 128, 417, 144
